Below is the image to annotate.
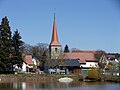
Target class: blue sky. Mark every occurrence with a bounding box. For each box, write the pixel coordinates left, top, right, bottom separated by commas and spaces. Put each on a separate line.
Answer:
0, 0, 120, 53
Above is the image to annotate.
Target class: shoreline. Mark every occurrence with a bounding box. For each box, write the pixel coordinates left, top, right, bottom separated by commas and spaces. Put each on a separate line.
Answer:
0, 74, 119, 83
0, 74, 80, 83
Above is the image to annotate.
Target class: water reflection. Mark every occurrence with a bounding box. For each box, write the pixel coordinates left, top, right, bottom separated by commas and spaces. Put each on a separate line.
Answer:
13, 82, 26, 90
0, 81, 119, 90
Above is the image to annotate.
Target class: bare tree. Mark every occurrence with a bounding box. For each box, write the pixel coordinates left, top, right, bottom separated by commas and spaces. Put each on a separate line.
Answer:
35, 43, 49, 57
21, 43, 49, 57
94, 50, 106, 60
20, 44, 33, 55
21, 43, 50, 70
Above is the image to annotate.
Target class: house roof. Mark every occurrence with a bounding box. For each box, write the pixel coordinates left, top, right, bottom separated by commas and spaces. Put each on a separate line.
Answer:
45, 59, 80, 67
23, 55, 33, 65
50, 15, 61, 46
63, 50, 97, 63
106, 54, 115, 59
63, 59, 80, 66
72, 50, 96, 53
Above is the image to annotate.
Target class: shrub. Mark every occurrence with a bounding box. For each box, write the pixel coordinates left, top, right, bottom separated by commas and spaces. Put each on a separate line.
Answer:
87, 68, 99, 80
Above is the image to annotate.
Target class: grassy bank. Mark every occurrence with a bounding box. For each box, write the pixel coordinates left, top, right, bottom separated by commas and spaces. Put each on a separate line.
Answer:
0, 74, 119, 83
0, 74, 81, 83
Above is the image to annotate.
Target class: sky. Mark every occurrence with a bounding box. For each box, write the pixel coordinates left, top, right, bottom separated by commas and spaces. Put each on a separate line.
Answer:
0, 0, 120, 53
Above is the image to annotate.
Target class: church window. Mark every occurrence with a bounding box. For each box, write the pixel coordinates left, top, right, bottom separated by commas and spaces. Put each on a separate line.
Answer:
55, 48, 57, 52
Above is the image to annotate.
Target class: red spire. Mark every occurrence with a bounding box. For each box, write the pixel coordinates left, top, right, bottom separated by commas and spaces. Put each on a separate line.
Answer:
50, 15, 61, 46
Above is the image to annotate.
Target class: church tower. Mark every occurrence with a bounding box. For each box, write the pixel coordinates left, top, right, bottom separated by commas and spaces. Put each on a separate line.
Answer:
49, 15, 61, 59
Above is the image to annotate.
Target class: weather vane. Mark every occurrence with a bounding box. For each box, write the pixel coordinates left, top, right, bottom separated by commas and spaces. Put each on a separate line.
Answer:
54, 8, 56, 16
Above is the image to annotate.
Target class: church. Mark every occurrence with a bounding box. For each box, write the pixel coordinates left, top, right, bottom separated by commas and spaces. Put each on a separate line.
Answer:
49, 15, 61, 59
49, 15, 98, 74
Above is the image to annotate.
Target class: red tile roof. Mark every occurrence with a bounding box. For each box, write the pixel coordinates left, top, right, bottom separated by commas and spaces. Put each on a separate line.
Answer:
63, 50, 97, 63
106, 54, 115, 59
72, 50, 96, 53
23, 55, 33, 65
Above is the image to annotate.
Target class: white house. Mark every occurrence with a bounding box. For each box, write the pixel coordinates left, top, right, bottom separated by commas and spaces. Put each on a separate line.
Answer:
63, 50, 98, 75
22, 55, 33, 72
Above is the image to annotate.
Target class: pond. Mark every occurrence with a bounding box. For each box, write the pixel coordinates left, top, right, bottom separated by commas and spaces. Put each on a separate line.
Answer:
0, 80, 120, 90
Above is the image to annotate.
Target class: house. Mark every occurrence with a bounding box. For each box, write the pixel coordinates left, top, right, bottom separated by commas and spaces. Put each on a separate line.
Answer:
63, 50, 98, 75
97, 54, 120, 76
17, 55, 43, 74
106, 54, 115, 60
32, 56, 45, 72
22, 55, 33, 72
63, 50, 98, 68
32, 56, 43, 67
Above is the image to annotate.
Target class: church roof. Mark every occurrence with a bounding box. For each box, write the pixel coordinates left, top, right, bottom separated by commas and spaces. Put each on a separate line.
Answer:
50, 15, 61, 46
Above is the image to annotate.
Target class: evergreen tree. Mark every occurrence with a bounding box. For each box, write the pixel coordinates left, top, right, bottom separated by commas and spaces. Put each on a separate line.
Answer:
12, 29, 24, 68
64, 45, 70, 53
0, 16, 12, 72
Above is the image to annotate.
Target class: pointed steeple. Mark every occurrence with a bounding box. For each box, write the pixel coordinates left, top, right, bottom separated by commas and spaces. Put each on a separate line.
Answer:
50, 14, 61, 46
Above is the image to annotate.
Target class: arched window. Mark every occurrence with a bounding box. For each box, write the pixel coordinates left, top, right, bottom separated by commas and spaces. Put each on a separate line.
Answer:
55, 48, 57, 52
